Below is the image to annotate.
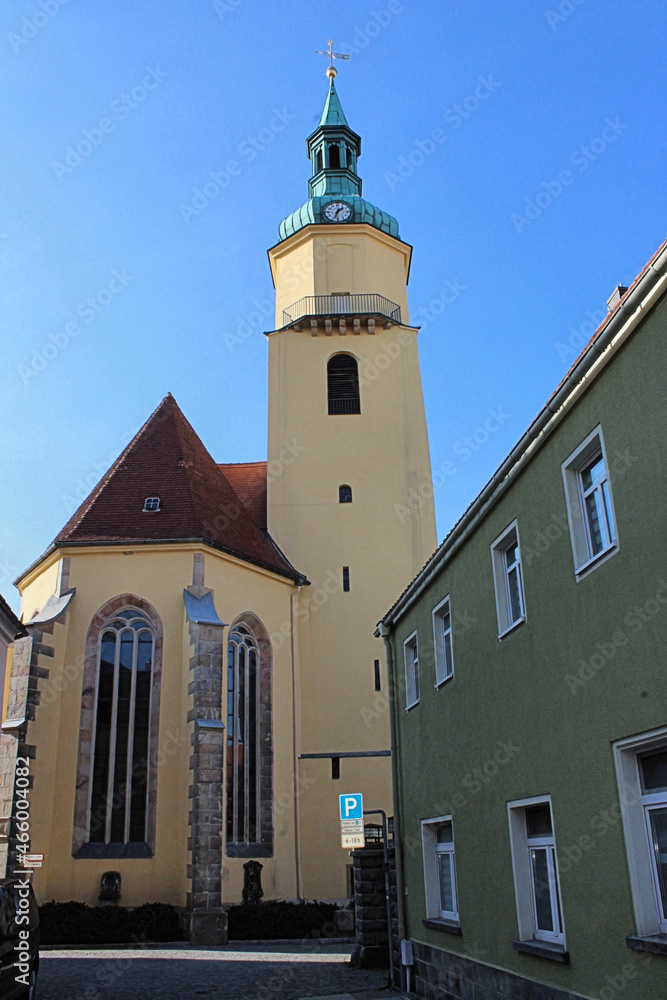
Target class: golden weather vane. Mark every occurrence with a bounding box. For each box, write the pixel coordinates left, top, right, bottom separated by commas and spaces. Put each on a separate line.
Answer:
315, 38, 350, 79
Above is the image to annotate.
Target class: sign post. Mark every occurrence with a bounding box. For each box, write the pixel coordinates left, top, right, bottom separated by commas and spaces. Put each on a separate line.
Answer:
339, 792, 364, 848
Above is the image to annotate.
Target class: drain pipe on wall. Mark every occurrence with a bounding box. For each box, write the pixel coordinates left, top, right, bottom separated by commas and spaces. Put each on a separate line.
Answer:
377, 620, 407, 992
291, 587, 304, 899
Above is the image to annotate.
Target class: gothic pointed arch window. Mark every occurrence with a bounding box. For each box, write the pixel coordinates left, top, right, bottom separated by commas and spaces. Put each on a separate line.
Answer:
328, 354, 360, 414
73, 597, 162, 858
88, 610, 154, 845
226, 617, 273, 857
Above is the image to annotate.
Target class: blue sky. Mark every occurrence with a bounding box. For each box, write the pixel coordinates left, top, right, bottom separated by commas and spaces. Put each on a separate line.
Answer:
1, 0, 665, 612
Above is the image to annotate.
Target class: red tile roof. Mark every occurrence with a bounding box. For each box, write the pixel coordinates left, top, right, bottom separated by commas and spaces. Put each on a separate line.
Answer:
218, 462, 267, 531
55, 395, 302, 582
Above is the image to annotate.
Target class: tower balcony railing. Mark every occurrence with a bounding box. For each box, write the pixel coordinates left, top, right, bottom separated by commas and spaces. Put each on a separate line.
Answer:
282, 293, 402, 331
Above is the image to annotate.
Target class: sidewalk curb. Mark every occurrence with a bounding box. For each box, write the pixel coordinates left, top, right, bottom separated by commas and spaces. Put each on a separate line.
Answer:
40, 937, 356, 952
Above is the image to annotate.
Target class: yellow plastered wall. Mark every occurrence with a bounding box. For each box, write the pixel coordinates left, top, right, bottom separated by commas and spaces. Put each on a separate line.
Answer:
269, 225, 412, 328
267, 223, 436, 898
18, 545, 298, 908
20, 558, 60, 624
298, 756, 393, 900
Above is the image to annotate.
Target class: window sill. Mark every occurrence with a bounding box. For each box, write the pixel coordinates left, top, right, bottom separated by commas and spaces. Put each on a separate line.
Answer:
226, 843, 273, 859
434, 674, 453, 690
512, 939, 569, 963
422, 917, 461, 936
405, 701, 420, 712
497, 616, 526, 641
626, 934, 667, 956
74, 842, 152, 859
575, 542, 618, 578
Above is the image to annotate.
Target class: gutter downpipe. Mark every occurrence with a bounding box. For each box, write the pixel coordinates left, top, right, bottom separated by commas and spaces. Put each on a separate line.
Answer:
377, 620, 406, 991
291, 587, 304, 899
383, 249, 667, 631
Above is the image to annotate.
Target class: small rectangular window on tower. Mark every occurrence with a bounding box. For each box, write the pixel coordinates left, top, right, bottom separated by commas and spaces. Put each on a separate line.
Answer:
342, 567, 350, 592
374, 659, 381, 691
331, 757, 340, 780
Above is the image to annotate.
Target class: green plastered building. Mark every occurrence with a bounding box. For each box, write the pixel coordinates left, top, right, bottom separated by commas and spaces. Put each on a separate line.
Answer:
377, 239, 667, 1000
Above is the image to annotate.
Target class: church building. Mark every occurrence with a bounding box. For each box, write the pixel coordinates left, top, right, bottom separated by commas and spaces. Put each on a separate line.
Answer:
0, 70, 436, 943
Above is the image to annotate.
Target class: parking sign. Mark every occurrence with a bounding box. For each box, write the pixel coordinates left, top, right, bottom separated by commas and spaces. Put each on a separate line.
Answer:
339, 793, 363, 820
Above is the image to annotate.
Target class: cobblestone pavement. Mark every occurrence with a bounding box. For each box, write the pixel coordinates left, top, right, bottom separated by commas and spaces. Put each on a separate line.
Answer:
38, 942, 406, 1000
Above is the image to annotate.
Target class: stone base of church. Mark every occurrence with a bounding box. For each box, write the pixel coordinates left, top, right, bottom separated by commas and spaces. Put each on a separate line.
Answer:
188, 908, 228, 946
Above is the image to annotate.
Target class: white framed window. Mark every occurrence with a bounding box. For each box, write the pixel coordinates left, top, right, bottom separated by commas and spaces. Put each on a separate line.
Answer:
561, 426, 618, 577
640, 749, 667, 932
508, 796, 565, 948
432, 596, 454, 687
403, 631, 419, 710
613, 727, 667, 937
490, 520, 526, 638
422, 816, 459, 922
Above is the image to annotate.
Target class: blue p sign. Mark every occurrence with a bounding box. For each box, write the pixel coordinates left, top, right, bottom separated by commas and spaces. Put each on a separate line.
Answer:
339, 793, 363, 820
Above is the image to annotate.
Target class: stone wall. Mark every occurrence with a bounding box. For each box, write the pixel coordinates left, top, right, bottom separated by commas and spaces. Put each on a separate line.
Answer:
0, 629, 50, 876
186, 614, 227, 946
412, 941, 583, 1000
350, 843, 397, 973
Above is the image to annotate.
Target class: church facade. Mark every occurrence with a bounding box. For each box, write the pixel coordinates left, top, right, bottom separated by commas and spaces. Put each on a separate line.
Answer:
0, 74, 436, 942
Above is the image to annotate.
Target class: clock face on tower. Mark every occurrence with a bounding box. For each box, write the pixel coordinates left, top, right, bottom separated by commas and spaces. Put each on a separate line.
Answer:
324, 202, 351, 223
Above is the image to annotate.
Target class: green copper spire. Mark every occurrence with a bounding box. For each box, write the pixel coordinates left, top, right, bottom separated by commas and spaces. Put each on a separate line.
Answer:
319, 78, 349, 127
277, 78, 399, 243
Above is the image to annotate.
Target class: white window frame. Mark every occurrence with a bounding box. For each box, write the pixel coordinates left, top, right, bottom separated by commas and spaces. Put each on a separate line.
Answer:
421, 815, 459, 923
403, 631, 420, 710
613, 726, 667, 937
490, 520, 526, 638
561, 425, 618, 579
432, 595, 454, 687
507, 795, 566, 948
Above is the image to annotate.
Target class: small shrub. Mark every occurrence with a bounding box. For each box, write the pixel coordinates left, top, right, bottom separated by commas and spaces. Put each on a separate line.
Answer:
39, 901, 182, 945
227, 900, 339, 940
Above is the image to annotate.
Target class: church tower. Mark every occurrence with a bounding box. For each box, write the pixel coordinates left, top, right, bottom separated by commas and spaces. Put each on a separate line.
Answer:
267, 70, 437, 898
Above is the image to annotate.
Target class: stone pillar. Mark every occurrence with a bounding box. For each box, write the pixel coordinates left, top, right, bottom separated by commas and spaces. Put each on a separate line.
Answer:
0, 630, 50, 876
350, 844, 395, 970
186, 595, 227, 946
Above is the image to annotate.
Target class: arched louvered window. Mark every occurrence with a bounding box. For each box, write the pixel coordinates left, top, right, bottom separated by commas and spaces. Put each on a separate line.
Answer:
329, 144, 340, 169
328, 354, 360, 415
339, 485, 353, 503
89, 610, 154, 845
316, 149, 323, 173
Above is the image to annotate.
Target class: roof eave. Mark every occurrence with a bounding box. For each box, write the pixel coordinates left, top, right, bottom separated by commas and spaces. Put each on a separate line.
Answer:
16, 538, 308, 590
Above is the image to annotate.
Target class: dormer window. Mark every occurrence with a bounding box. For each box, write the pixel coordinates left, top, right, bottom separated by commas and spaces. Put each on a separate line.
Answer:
143, 497, 161, 512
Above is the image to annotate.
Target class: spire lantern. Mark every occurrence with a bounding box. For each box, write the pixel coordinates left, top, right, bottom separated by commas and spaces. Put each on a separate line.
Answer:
277, 71, 399, 243
305, 78, 362, 201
